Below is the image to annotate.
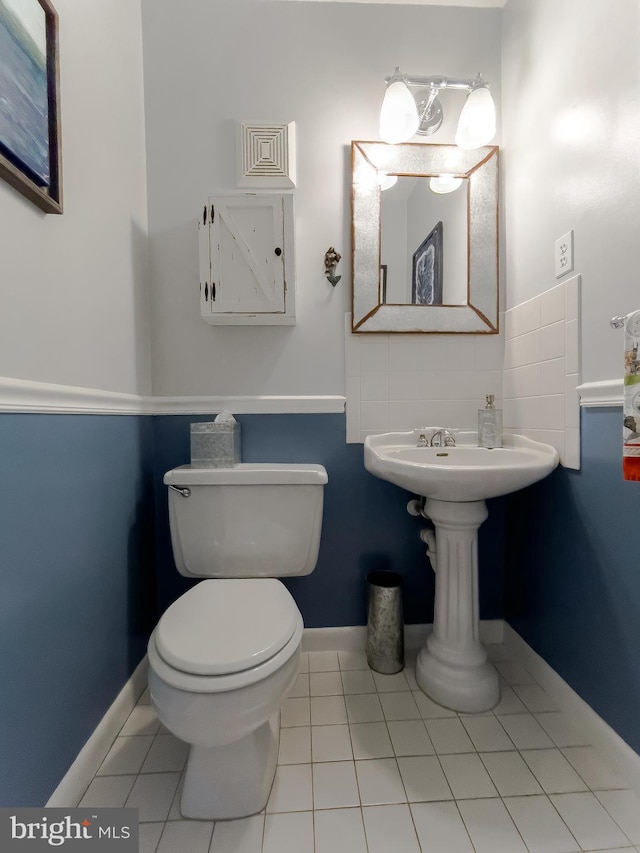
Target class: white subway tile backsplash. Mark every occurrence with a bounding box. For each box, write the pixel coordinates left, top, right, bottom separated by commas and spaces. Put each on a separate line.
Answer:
519, 296, 542, 336
564, 428, 580, 470
445, 336, 476, 371
360, 372, 388, 402
507, 304, 526, 339
388, 372, 418, 402
540, 358, 565, 395
416, 336, 446, 370
475, 333, 505, 370
360, 402, 389, 431
541, 321, 565, 361
565, 319, 580, 374
509, 330, 541, 369
540, 395, 564, 431
389, 338, 419, 372
502, 277, 581, 469
416, 371, 451, 401
359, 341, 389, 372
345, 335, 361, 378
345, 275, 580, 465
422, 400, 478, 430
504, 310, 518, 341
564, 375, 580, 429
388, 402, 428, 432
564, 275, 580, 322
418, 371, 499, 402
345, 380, 360, 443
539, 430, 565, 461
540, 284, 565, 326
504, 364, 541, 399
504, 397, 541, 430
503, 337, 517, 369
455, 371, 501, 401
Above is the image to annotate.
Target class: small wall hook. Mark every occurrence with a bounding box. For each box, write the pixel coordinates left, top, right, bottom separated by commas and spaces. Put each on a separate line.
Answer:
324, 247, 342, 287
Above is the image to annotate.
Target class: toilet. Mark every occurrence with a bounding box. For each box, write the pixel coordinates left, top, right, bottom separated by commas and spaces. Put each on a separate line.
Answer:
147, 462, 328, 820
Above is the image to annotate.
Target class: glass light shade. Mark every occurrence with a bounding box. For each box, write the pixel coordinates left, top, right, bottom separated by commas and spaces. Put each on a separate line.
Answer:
380, 80, 419, 144
429, 174, 463, 194
378, 173, 398, 191
455, 86, 496, 150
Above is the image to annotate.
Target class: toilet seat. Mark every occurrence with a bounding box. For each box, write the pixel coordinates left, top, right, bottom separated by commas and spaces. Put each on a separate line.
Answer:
156, 578, 299, 676
149, 579, 303, 694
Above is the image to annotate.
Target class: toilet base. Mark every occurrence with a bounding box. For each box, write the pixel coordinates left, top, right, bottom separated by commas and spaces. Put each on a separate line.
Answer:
180, 711, 280, 820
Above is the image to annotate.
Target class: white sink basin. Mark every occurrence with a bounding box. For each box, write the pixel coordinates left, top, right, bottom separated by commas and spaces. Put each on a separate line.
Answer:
364, 431, 559, 502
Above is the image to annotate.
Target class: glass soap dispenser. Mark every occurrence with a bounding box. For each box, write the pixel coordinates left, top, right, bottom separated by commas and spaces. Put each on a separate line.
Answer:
478, 394, 503, 448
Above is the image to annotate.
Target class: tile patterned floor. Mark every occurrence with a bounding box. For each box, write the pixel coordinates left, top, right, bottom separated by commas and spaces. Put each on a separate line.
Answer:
77, 644, 640, 853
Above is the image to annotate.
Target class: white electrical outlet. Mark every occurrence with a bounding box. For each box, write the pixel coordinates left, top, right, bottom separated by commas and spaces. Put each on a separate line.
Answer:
555, 230, 574, 278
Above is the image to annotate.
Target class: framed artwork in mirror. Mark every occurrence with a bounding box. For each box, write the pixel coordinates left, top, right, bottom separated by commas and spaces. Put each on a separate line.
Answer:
0, 0, 62, 213
412, 220, 443, 305
380, 264, 387, 304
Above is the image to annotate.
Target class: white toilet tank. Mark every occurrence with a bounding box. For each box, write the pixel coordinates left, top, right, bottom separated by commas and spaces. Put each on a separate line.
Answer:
163, 463, 328, 578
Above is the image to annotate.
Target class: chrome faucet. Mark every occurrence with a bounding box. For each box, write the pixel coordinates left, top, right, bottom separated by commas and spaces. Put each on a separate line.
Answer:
430, 428, 456, 447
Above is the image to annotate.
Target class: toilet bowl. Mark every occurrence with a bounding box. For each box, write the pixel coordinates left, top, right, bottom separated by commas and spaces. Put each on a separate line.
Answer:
148, 462, 327, 819
148, 579, 303, 819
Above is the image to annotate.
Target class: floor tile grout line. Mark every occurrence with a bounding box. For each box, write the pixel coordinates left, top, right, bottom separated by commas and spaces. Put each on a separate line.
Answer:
539, 788, 604, 853
448, 798, 479, 853
557, 787, 638, 851
309, 753, 316, 853
357, 805, 372, 853
372, 663, 625, 851
82, 649, 639, 851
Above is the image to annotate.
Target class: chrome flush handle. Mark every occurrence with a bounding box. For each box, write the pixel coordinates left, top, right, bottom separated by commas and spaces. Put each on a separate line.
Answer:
168, 485, 191, 498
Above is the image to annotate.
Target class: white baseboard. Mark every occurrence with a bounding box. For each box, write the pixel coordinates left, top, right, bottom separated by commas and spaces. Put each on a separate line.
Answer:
46, 658, 149, 808
301, 619, 504, 654
504, 624, 640, 792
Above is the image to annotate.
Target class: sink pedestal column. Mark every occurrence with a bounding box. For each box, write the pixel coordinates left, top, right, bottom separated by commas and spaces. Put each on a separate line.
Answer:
415, 497, 499, 713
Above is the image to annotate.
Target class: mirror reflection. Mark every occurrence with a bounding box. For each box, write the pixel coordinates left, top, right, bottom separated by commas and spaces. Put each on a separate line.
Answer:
351, 141, 499, 335
380, 176, 468, 306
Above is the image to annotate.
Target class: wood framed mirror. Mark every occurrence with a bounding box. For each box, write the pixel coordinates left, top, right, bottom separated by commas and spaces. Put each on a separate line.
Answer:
351, 141, 498, 334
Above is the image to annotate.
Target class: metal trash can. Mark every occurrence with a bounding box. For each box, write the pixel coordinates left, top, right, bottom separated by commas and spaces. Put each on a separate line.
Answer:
366, 570, 404, 674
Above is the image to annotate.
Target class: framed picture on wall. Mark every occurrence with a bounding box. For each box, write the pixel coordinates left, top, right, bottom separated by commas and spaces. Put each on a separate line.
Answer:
0, 0, 62, 213
412, 221, 443, 305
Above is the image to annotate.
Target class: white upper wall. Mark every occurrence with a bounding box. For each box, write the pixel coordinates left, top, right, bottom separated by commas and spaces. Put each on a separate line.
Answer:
502, 0, 640, 384
141, 0, 501, 396
0, 0, 151, 395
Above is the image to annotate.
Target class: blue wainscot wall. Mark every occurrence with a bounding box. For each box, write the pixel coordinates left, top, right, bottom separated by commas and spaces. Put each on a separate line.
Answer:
1, 410, 505, 808
0, 414, 156, 807
151, 413, 505, 629
506, 407, 640, 754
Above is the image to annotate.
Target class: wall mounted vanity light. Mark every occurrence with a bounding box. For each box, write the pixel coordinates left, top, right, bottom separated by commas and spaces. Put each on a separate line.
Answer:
379, 68, 496, 149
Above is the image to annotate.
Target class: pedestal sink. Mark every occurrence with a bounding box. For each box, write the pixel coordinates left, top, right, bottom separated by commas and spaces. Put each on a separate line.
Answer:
364, 431, 559, 712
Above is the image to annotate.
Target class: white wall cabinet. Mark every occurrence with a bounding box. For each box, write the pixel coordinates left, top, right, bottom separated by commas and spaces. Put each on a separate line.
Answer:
198, 193, 295, 325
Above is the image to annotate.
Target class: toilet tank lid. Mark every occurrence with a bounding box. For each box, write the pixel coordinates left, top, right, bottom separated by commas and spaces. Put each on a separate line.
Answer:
164, 463, 328, 486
